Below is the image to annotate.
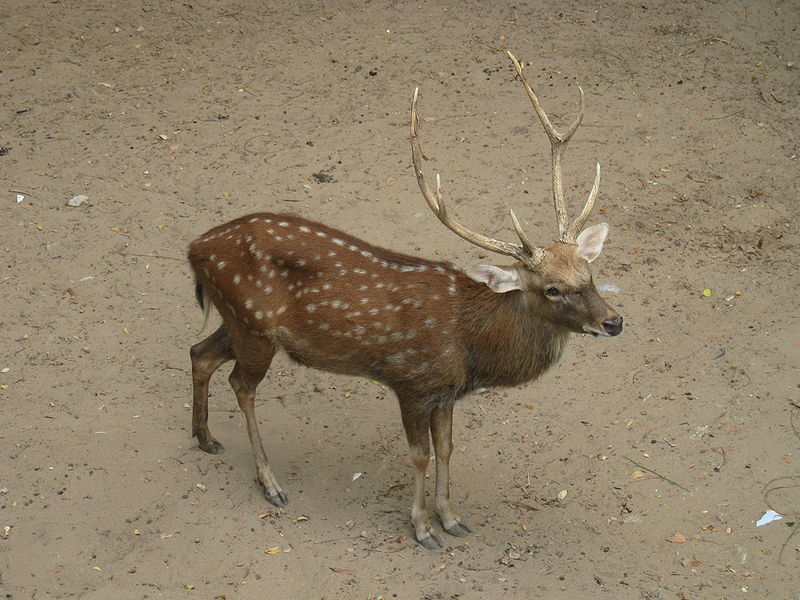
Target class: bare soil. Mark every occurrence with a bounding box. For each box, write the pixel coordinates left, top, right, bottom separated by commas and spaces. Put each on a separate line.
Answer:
2, 1, 799, 598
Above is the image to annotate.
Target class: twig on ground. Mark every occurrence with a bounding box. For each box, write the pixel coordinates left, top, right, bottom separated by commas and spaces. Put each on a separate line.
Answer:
713, 447, 727, 472
120, 252, 186, 262
502, 499, 540, 511
623, 455, 691, 492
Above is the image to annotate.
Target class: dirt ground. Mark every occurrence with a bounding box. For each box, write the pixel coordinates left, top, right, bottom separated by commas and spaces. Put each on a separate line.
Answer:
2, 0, 799, 598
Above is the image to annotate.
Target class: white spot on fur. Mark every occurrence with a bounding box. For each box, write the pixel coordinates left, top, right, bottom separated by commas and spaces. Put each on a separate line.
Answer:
255, 310, 263, 320
276, 306, 287, 315
245, 299, 254, 310
306, 304, 317, 312
299, 225, 311, 233
233, 274, 242, 285
316, 231, 327, 237
332, 238, 344, 246
217, 261, 226, 269
278, 221, 289, 227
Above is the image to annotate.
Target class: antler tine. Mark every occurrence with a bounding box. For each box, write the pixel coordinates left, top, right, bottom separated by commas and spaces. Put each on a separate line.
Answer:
509, 208, 537, 258
507, 51, 598, 244
410, 87, 544, 267
564, 162, 601, 242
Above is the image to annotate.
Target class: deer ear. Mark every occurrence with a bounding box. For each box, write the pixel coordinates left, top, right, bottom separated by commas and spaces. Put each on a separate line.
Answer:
465, 265, 522, 293
576, 223, 609, 263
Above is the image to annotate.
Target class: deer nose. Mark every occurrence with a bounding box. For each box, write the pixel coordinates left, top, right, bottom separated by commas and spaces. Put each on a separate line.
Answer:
603, 316, 623, 337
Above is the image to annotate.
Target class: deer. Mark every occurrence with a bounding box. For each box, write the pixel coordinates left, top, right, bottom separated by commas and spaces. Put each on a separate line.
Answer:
187, 51, 623, 550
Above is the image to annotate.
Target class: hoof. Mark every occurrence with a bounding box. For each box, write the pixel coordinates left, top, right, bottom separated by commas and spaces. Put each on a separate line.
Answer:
444, 520, 472, 537
265, 488, 288, 508
417, 531, 443, 550
198, 440, 224, 454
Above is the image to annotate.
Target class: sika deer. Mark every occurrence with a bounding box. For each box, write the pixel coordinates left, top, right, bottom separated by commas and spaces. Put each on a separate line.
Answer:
187, 51, 622, 550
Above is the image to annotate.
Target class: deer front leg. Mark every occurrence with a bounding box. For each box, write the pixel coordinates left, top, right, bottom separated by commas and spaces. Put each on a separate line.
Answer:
400, 400, 442, 550
430, 402, 472, 537
190, 324, 234, 454
228, 360, 288, 508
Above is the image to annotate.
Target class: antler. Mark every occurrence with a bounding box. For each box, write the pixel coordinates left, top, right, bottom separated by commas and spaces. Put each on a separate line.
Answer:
507, 51, 601, 245
410, 87, 545, 268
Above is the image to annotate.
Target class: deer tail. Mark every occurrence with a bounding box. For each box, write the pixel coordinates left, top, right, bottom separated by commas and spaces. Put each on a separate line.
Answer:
195, 280, 212, 335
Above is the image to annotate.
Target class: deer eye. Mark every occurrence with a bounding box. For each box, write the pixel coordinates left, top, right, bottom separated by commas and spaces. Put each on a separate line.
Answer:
545, 287, 560, 297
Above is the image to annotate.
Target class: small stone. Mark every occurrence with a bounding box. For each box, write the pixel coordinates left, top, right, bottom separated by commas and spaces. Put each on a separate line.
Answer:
67, 194, 89, 207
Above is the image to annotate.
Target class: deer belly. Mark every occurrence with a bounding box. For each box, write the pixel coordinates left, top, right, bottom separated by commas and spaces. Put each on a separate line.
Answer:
275, 323, 459, 386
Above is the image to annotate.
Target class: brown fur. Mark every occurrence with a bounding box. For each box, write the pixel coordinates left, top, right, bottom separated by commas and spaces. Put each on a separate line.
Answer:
188, 211, 620, 549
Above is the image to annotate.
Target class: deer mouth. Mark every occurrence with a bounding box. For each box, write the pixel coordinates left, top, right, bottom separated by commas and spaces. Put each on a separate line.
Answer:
584, 325, 610, 338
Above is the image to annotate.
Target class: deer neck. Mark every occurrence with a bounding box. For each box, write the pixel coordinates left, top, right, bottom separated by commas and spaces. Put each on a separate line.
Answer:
458, 277, 570, 390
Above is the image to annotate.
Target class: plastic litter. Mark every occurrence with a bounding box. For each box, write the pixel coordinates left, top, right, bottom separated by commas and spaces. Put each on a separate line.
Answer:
755, 510, 782, 527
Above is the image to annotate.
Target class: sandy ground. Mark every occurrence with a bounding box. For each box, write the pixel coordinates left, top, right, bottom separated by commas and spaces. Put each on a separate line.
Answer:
2, 0, 799, 598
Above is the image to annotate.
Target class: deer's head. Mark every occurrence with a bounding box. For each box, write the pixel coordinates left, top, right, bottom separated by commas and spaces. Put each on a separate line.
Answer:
410, 52, 623, 339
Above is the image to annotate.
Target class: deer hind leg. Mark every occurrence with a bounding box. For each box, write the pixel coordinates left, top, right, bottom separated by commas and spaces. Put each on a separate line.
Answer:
190, 324, 235, 454
429, 402, 472, 537
399, 398, 442, 550
227, 336, 288, 508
